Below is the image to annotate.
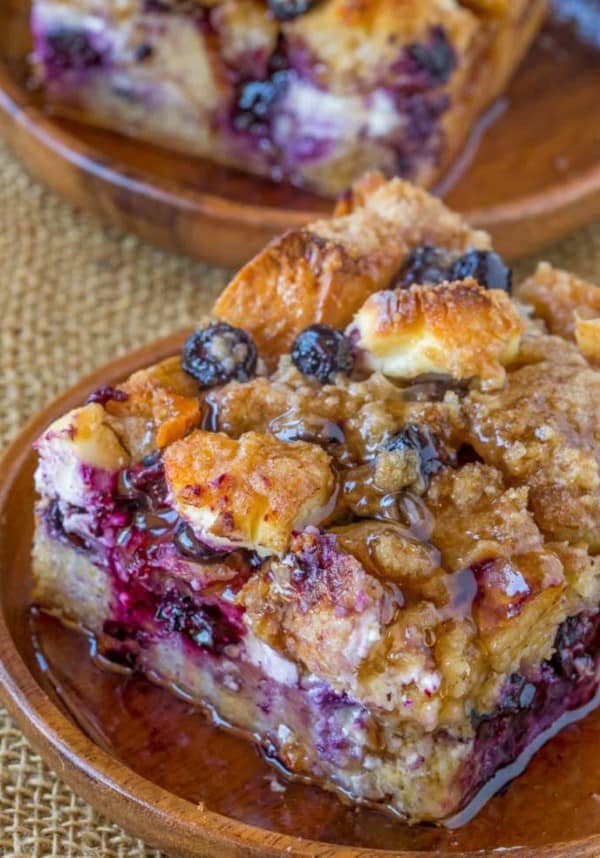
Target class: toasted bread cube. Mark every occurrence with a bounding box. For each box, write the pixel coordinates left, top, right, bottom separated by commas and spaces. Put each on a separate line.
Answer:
164, 430, 336, 554
106, 356, 202, 458
35, 404, 130, 507
472, 551, 566, 673
214, 178, 489, 359
517, 262, 600, 341
349, 281, 523, 389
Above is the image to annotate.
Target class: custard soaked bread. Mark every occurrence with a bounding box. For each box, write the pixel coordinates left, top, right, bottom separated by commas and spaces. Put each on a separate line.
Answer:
32, 0, 546, 195
33, 175, 600, 823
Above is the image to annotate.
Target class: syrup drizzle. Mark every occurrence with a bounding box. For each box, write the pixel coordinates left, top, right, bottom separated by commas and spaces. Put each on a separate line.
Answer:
30, 608, 600, 853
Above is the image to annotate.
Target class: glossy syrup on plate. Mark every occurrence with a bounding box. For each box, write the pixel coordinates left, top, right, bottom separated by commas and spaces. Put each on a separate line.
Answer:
31, 609, 600, 853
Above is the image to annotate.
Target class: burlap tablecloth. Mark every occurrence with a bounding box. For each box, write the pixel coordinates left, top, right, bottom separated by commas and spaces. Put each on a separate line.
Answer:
1, 139, 600, 857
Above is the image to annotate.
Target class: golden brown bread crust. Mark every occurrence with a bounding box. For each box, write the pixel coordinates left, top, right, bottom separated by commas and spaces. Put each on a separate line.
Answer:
105, 356, 203, 459
214, 177, 489, 358
215, 229, 379, 361
163, 429, 337, 553
350, 279, 523, 389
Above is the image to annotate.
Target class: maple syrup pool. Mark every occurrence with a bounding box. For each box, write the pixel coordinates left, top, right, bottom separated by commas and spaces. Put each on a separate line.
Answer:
30, 609, 600, 853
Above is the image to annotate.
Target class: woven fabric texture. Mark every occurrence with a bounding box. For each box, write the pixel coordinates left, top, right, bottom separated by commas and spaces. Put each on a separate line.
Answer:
1, 138, 600, 856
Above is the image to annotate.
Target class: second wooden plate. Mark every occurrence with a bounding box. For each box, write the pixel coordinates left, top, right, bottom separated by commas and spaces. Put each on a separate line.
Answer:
1, 4, 600, 267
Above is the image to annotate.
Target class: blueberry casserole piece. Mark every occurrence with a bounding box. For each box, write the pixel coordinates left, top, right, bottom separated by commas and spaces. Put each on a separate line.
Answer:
31, 0, 547, 196
33, 173, 600, 823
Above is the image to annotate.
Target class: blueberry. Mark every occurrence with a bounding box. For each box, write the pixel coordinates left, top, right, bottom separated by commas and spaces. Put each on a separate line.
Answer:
234, 70, 290, 134
117, 456, 167, 510
44, 28, 105, 73
155, 590, 242, 653
449, 250, 512, 293
182, 322, 257, 388
267, 0, 319, 20
232, 37, 291, 135
471, 672, 537, 726
407, 26, 456, 86
290, 324, 354, 383
46, 500, 87, 550
155, 592, 191, 633
141, 450, 162, 468
86, 385, 129, 406
395, 244, 453, 289
550, 614, 598, 681
134, 43, 154, 62
387, 424, 452, 484
500, 673, 537, 713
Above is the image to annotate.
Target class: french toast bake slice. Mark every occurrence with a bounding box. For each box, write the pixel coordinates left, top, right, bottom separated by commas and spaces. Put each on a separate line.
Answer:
33, 175, 600, 823
31, 0, 546, 196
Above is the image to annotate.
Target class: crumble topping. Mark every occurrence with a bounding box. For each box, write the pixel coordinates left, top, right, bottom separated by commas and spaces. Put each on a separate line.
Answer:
517, 262, 600, 341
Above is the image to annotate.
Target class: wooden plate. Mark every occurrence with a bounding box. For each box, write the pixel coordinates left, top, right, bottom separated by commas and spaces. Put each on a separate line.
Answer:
2, 2, 600, 267
1, 337, 600, 857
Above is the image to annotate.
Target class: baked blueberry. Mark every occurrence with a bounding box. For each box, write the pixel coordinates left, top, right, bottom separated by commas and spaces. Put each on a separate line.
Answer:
155, 591, 191, 632
155, 590, 242, 653
86, 385, 129, 406
234, 70, 290, 134
407, 26, 456, 86
395, 244, 453, 289
449, 250, 512, 293
44, 28, 105, 73
134, 43, 154, 62
182, 322, 257, 388
291, 324, 354, 382
233, 38, 290, 135
550, 614, 599, 681
117, 456, 167, 510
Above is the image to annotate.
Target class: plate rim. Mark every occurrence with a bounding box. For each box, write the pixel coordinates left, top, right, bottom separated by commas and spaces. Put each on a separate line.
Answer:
0, 337, 599, 858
